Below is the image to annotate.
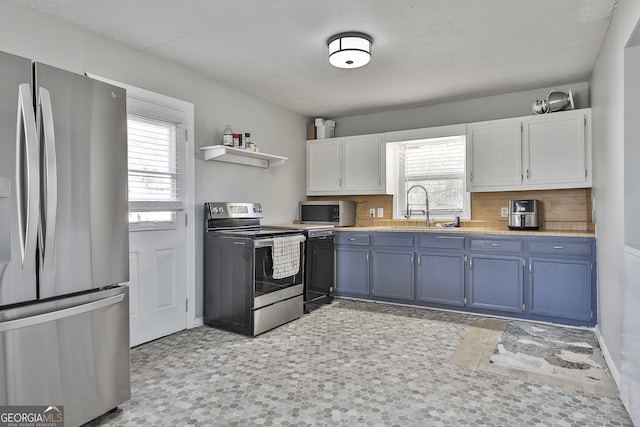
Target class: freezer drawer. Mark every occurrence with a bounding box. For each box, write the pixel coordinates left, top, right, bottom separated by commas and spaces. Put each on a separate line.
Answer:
0, 286, 130, 426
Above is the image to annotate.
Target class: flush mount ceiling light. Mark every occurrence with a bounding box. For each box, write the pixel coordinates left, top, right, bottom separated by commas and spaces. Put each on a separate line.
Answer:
327, 32, 373, 69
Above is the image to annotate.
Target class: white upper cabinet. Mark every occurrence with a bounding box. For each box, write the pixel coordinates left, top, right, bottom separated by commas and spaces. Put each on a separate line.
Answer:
525, 110, 589, 187
307, 139, 343, 193
466, 109, 592, 192
307, 134, 388, 195
467, 118, 523, 189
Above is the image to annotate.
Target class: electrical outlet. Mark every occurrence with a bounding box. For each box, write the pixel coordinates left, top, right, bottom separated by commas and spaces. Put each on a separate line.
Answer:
501, 207, 508, 217
377, 208, 384, 218
369, 208, 375, 218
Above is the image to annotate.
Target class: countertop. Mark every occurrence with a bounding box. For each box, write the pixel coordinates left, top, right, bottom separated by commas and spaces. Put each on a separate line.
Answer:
335, 226, 595, 238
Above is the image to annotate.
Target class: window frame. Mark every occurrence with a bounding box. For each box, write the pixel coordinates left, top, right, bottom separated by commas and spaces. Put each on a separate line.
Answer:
385, 124, 470, 221
85, 73, 192, 232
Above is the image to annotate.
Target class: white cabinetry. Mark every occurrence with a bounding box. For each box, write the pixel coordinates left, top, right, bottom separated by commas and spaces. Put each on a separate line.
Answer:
307, 140, 343, 192
307, 134, 389, 195
466, 109, 591, 192
467, 118, 522, 189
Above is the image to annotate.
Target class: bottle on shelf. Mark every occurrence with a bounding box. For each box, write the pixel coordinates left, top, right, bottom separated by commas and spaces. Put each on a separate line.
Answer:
223, 124, 233, 146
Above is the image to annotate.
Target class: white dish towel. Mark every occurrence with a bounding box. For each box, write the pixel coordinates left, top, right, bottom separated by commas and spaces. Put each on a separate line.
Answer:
272, 236, 301, 279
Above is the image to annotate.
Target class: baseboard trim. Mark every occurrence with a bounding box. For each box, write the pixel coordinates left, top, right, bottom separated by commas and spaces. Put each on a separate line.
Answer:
190, 317, 204, 328
595, 325, 621, 389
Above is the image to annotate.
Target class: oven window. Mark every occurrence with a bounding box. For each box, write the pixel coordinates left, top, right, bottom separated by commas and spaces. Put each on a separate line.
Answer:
254, 244, 303, 297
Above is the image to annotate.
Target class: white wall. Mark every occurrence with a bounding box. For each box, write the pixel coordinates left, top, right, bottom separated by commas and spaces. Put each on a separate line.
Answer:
334, 83, 589, 137
0, 1, 308, 318
590, 0, 640, 383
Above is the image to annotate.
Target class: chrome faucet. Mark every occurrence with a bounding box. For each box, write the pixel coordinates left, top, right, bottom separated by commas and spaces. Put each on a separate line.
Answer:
405, 184, 431, 228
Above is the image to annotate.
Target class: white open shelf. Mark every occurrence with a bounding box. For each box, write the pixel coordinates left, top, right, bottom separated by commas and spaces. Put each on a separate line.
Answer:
200, 145, 287, 168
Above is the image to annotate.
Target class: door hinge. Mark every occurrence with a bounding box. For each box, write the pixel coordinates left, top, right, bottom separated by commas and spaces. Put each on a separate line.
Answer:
521, 124, 523, 132
185, 298, 188, 312
522, 303, 526, 312
470, 171, 474, 182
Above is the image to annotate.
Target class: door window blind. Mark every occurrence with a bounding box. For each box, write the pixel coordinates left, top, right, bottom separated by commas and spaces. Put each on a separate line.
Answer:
127, 113, 184, 216
397, 135, 467, 217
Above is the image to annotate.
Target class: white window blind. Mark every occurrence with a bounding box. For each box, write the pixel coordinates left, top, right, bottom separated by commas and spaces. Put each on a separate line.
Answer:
396, 135, 468, 218
127, 113, 184, 215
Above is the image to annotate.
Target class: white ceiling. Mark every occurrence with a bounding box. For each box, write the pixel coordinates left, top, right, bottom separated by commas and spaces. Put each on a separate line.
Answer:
11, 0, 617, 118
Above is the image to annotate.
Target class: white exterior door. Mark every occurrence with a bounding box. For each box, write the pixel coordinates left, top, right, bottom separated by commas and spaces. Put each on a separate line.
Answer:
128, 213, 188, 346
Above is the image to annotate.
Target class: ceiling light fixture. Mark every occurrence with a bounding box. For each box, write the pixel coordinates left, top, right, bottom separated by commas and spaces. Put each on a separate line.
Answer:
327, 32, 373, 69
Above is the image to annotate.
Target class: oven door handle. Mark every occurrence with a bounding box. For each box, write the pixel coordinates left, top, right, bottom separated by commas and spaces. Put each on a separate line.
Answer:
254, 235, 306, 248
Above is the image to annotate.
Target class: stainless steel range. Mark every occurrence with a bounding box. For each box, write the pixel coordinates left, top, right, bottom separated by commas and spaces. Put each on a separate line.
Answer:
203, 202, 306, 336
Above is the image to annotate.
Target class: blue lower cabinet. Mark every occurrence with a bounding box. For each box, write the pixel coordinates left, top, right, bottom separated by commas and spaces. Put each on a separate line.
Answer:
528, 257, 592, 322
335, 247, 369, 296
467, 255, 524, 313
415, 252, 465, 306
370, 249, 414, 300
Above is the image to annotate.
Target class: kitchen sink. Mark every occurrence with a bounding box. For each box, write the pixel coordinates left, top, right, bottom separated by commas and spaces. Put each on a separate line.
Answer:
388, 226, 462, 232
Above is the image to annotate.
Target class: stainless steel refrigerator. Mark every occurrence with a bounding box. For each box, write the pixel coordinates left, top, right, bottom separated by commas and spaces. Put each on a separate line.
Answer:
0, 50, 130, 426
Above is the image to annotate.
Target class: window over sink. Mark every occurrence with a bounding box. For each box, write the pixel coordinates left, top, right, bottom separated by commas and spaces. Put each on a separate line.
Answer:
392, 134, 469, 221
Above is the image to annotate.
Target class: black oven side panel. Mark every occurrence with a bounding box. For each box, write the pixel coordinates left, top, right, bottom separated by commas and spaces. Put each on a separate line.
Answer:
204, 233, 253, 336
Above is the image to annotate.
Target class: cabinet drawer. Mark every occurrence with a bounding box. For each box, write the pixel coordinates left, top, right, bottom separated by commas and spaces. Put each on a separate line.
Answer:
418, 234, 466, 249
470, 238, 523, 252
528, 240, 592, 256
371, 233, 414, 247
335, 233, 370, 246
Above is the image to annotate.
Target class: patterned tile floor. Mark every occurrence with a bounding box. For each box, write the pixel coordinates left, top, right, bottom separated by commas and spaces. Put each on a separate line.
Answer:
88, 299, 632, 426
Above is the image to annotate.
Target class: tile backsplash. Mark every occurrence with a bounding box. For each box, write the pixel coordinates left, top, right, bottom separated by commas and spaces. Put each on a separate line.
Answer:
307, 188, 593, 231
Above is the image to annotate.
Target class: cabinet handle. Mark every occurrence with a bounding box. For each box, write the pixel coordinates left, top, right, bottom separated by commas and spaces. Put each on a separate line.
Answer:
436, 236, 464, 240
417, 255, 421, 265
366, 253, 369, 262
526, 169, 530, 179
348, 238, 355, 241
411, 255, 414, 265
552, 245, 565, 249
489, 243, 501, 247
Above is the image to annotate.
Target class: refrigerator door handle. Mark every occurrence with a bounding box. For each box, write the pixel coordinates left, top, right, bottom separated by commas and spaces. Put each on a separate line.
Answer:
38, 87, 57, 272
0, 293, 125, 333
15, 83, 39, 274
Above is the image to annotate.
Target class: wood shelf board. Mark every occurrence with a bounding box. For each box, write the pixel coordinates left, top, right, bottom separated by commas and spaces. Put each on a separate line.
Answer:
201, 145, 287, 168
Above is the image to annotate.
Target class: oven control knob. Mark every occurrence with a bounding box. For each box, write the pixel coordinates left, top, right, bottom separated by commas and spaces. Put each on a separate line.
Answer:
218, 207, 224, 214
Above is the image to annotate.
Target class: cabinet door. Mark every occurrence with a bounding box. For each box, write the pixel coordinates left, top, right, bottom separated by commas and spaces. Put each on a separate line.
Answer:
415, 252, 465, 306
526, 112, 588, 188
370, 249, 414, 301
528, 257, 592, 322
467, 255, 524, 313
467, 119, 522, 191
343, 135, 384, 193
335, 246, 369, 296
307, 140, 343, 194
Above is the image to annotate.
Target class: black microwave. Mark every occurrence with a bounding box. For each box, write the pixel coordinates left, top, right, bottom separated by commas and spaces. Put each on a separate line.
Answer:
299, 201, 356, 226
